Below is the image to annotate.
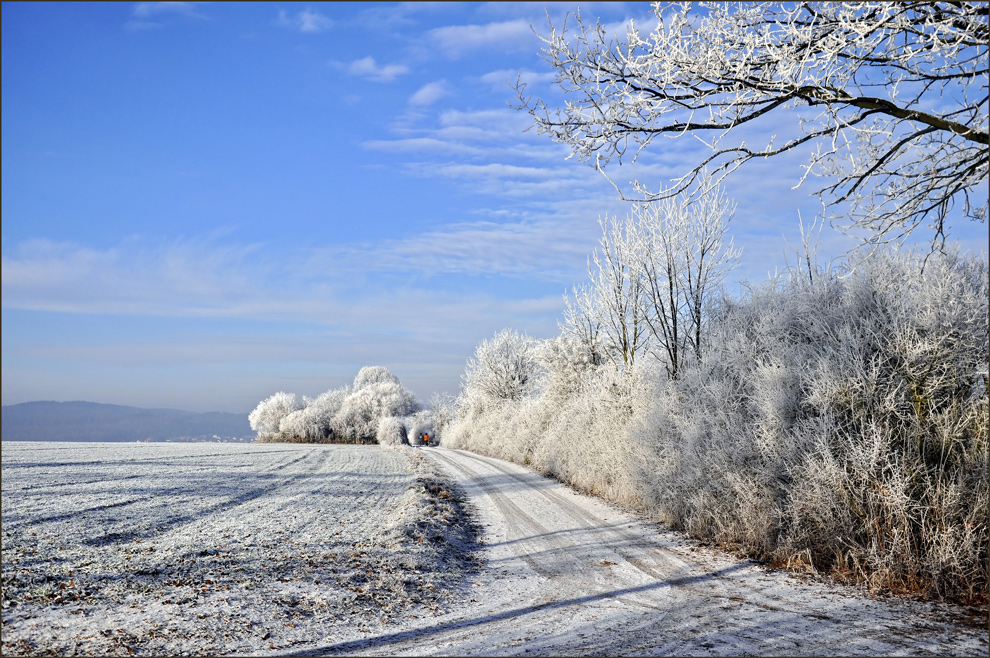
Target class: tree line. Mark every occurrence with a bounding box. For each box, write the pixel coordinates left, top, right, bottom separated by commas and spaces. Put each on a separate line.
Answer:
248, 366, 435, 447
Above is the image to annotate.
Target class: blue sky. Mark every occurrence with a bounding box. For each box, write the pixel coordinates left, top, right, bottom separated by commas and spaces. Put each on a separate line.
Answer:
3, 2, 986, 413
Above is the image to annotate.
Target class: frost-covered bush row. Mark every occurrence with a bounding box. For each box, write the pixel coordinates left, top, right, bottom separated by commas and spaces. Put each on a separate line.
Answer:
447, 248, 988, 602
250, 366, 426, 445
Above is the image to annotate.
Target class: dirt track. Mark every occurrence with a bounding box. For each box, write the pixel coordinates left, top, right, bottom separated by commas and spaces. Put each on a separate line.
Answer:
302, 448, 988, 657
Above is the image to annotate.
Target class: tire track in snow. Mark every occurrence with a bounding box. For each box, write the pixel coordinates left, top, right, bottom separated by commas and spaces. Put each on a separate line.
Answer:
470, 449, 929, 656
428, 449, 587, 579
310, 448, 985, 657
444, 450, 779, 629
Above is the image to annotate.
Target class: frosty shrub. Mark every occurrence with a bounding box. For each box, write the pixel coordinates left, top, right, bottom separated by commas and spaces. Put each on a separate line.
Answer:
448, 329, 544, 458
248, 392, 301, 442
633, 248, 988, 601
249, 367, 421, 445
277, 387, 349, 443
429, 393, 456, 442
335, 378, 421, 444
460, 329, 542, 413
376, 416, 409, 448
538, 335, 602, 404
447, 336, 651, 505
530, 363, 655, 504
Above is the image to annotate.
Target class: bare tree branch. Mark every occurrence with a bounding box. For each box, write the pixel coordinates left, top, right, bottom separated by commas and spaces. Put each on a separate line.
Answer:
515, 1, 988, 251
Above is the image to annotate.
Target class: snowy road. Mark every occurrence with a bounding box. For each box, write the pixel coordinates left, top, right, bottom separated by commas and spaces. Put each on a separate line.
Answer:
305, 448, 988, 657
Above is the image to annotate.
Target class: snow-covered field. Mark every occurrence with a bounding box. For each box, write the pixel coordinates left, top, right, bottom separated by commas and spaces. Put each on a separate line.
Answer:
1, 442, 479, 656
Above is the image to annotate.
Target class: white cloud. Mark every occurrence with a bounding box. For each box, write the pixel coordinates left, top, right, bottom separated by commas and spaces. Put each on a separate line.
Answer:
401, 158, 608, 203
0, 227, 587, 321
274, 8, 333, 34
479, 68, 556, 90
132, 2, 203, 18
0, 232, 574, 409
409, 80, 449, 106
363, 107, 567, 163
432, 162, 561, 181
316, 217, 596, 282
429, 19, 536, 56
126, 1, 206, 29
345, 56, 409, 82
1, 238, 266, 317
362, 137, 485, 156
438, 108, 531, 135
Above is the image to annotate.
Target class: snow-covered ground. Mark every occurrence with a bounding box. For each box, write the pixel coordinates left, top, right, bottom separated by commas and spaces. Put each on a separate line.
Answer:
2, 442, 986, 656
358, 449, 988, 656
1, 442, 478, 656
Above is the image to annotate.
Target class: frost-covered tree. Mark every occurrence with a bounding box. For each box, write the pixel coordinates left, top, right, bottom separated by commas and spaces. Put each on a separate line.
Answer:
375, 416, 409, 447
249, 367, 420, 444
576, 215, 649, 372
278, 387, 349, 442
336, 377, 420, 442
570, 180, 739, 378
352, 365, 401, 391
561, 281, 605, 367
538, 335, 601, 401
248, 391, 300, 439
627, 179, 740, 378
517, 1, 988, 249
461, 329, 541, 407
429, 392, 457, 439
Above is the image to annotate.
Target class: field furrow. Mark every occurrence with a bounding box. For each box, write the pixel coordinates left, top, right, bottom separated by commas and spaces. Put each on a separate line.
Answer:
1, 442, 478, 656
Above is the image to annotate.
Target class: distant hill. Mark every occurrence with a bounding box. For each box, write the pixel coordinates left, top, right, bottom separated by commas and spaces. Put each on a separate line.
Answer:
1, 401, 253, 442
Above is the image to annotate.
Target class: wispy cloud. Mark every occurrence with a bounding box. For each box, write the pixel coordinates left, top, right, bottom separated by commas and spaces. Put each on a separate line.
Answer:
315, 217, 596, 282
428, 19, 536, 56
409, 80, 449, 106
350, 2, 451, 33
479, 68, 556, 91
362, 137, 485, 157
126, 1, 207, 30
0, 232, 571, 408
340, 56, 410, 82
132, 2, 203, 18
274, 7, 333, 34
0, 228, 585, 321
365, 107, 566, 163
1, 238, 267, 317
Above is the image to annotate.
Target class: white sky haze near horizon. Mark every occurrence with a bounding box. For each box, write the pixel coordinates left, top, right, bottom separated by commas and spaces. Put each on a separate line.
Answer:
3, 1, 986, 414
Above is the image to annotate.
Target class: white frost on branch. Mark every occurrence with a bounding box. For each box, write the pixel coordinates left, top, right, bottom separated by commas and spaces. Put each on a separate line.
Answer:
517, 1, 988, 250
563, 176, 740, 378
460, 329, 541, 411
248, 391, 301, 437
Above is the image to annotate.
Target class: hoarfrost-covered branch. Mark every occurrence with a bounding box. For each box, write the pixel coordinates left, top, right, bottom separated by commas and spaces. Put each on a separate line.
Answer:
516, 1, 989, 249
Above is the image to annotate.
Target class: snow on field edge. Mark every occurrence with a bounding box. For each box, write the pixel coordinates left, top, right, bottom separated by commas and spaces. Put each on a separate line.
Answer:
1, 442, 482, 656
